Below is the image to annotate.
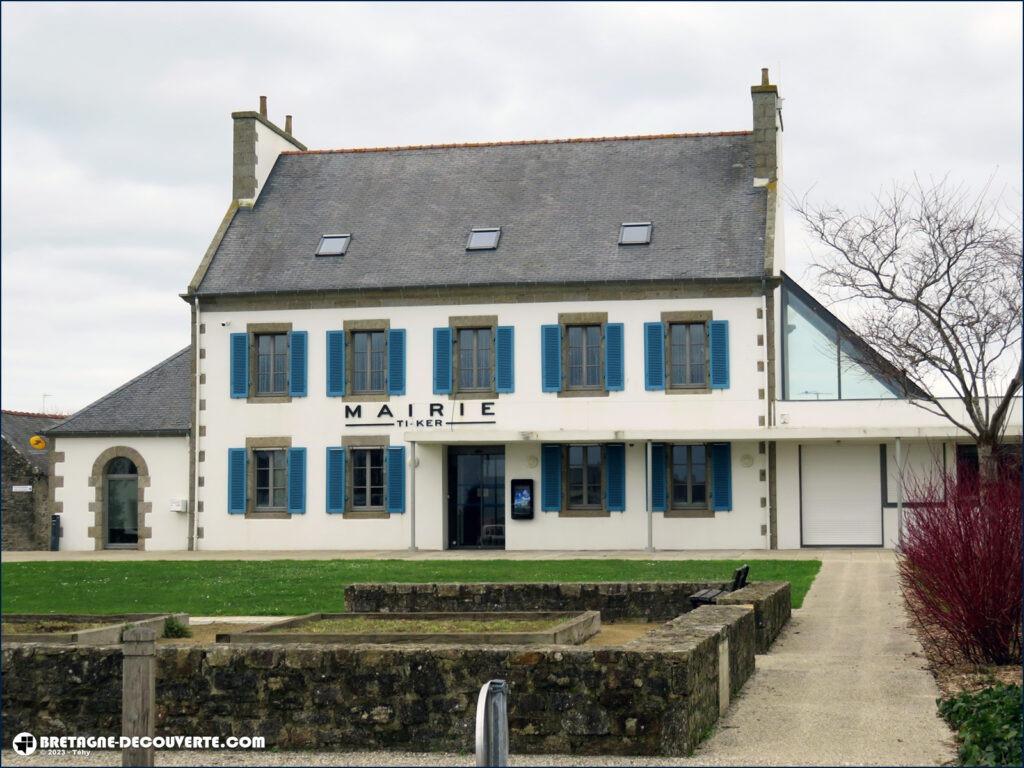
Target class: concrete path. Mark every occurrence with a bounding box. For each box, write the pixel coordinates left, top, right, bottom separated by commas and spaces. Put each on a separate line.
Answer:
683, 556, 955, 765
2, 547, 890, 562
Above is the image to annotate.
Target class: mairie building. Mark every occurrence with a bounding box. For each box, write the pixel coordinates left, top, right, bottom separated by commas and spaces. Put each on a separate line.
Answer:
46, 70, 1022, 552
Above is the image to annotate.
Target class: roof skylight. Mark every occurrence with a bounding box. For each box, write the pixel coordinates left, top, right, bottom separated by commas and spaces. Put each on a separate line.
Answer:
467, 227, 501, 251
619, 222, 652, 245
316, 234, 351, 256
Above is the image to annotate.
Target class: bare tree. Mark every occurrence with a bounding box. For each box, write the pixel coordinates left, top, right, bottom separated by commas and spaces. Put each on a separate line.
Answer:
794, 176, 1022, 481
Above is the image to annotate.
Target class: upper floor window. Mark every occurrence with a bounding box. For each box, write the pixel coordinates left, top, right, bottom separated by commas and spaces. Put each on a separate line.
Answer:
567, 325, 602, 389
567, 444, 603, 509
671, 444, 707, 508
256, 333, 288, 395
351, 447, 385, 509
254, 449, 287, 510
352, 330, 386, 394
457, 328, 493, 391
669, 322, 707, 387
467, 227, 501, 250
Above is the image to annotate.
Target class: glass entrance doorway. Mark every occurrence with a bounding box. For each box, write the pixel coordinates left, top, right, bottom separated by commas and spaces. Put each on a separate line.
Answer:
447, 446, 505, 549
105, 456, 139, 547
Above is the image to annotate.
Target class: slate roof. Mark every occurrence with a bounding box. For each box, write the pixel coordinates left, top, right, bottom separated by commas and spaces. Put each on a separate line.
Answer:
195, 131, 768, 296
1, 411, 66, 473
47, 348, 191, 437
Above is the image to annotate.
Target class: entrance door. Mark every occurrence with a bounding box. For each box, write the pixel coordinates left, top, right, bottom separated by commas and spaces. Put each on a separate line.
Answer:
448, 446, 505, 549
105, 456, 139, 547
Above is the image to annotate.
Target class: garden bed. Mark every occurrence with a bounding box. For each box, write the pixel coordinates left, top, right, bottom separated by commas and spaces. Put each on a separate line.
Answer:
1, 613, 188, 645
215, 611, 600, 645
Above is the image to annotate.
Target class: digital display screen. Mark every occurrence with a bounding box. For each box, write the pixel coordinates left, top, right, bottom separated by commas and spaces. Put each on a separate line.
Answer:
510, 479, 534, 519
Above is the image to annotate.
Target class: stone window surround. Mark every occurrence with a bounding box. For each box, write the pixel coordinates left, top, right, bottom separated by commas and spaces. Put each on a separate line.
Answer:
341, 435, 390, 519
560, 443, 609, 519
661, 311, 712, 395
663, 442, 715, 519
558, 311, 609, 399
247, 322, 292, 404
344, 319, 390, 402
449, 315, 498, 400
87, 446, 151, 551
245, 436, 292, 519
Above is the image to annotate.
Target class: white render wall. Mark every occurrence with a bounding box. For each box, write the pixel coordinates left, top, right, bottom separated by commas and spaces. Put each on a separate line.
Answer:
194, 295, 769, 550
53, 435, 190, 551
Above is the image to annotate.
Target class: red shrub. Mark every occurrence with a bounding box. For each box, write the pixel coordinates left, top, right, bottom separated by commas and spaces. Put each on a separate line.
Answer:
896, 473, 1022, 665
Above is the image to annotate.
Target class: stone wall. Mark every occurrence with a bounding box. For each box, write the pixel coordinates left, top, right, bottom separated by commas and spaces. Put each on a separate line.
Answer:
2, 606, 756, 757
1, 440, 50, 550
344, 581, 726, 622
715, 581, 791, 653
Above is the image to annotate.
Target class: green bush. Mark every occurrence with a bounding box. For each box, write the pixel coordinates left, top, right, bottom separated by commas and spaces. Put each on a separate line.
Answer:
162, 616, 192, 639
938, 684, 1022, 766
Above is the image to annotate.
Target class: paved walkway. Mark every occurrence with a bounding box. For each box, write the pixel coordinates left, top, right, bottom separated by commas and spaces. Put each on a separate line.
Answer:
2, 555, 954, 766
2, 547, 890, 562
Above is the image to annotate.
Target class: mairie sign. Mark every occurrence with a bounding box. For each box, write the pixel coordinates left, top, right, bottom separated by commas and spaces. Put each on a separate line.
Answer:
343, 401, 496, 428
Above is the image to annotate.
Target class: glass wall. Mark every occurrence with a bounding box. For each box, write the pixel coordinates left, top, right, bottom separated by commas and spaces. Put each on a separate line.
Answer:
782, 284, 901, 400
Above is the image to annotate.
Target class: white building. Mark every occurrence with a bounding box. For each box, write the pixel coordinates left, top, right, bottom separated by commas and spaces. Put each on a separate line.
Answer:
47, 71, 1021, 552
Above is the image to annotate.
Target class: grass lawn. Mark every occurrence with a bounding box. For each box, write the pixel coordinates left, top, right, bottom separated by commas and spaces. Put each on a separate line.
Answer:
0, 559, 820, 616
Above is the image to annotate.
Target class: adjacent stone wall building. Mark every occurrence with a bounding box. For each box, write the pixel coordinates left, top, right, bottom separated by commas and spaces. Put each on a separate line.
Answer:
1, 411, 66, 550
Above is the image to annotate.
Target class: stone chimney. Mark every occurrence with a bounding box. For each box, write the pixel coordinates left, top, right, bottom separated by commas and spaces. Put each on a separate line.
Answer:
231, 96, 306, 204
751, 68, 782, 185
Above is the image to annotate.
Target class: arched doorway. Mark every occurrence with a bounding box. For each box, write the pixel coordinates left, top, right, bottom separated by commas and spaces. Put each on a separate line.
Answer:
105, 456, 139, 546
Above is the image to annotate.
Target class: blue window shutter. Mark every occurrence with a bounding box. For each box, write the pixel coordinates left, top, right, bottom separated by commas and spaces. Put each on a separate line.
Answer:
387, 329, 406, 396
229, 333, 248, 398
650, 443, 667, 512
227, 448, 246, 514
541, 325, 562, 392
288, 331, 308, 397
495, 326, 515, 394
433, 327, 452, 395
605, 323, 625, 392
644, 322, 665, 391
326, 330, 346, 397
326, 447, 345, 514
541, 444, 562, 511
711, 443, 733, 511
386, 446, 406, 513
709, 320, 730, 389
606, 443, 626, 512
287, 447, 306, 514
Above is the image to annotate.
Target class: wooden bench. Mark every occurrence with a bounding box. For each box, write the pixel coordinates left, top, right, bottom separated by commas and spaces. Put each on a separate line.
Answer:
689, 564, 750, 607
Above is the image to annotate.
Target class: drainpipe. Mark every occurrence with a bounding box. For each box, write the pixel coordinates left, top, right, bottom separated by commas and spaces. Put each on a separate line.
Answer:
895, 436, 903, 549
645, 441, 654, 552
408, 440, 417, 551
190, 296, 201, 551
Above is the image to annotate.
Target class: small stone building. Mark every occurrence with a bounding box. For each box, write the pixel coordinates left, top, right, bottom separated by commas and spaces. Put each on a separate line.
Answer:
1, 410, 66, 550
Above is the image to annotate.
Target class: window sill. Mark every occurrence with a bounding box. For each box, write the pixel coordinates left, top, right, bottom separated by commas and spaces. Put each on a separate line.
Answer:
664, 508, 715, 519
559, 508, 610, 518
245, 510, 291, 520
347, 392, 390, 402
557, 389, 609, 399
247, 394, 292, 404
451, 390, 498, 400
343, 510, 390, 520
665, 386, 711, 396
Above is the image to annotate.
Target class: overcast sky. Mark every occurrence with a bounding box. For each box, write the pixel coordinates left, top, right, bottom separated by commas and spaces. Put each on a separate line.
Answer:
1, 1, 1020, 414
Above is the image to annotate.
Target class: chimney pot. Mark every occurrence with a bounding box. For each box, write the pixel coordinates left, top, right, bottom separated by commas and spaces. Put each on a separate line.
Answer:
761, 68, 770, 86
285, 115, 293, 135
259, 96, 268, 118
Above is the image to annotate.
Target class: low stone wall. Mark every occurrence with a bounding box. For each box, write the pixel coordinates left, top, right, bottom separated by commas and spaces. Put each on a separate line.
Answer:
715, 581, 791, 653
1, 606, 756, 757
344, 582, 726, 622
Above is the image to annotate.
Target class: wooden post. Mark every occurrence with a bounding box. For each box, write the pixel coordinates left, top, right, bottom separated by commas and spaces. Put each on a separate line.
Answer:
122, 626, 156, 767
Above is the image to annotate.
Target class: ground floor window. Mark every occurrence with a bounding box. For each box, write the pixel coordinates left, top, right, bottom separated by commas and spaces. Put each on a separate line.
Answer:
351, 447, 385, 509
567, 444, 603, 509
254, 449, 287, 510
671, 444, 707, 508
